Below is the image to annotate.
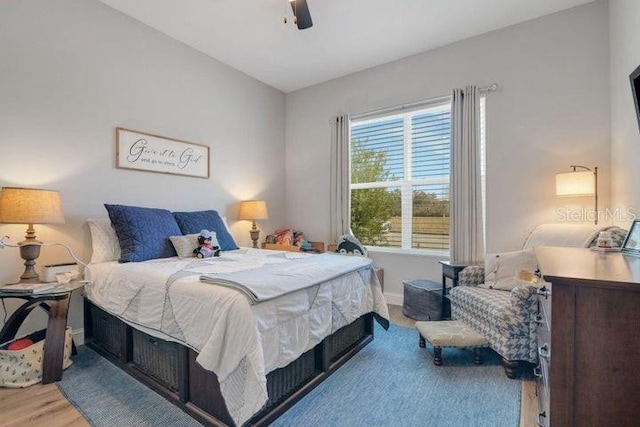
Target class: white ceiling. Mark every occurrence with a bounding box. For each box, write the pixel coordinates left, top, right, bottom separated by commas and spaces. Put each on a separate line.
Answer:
98, 0, 594, 93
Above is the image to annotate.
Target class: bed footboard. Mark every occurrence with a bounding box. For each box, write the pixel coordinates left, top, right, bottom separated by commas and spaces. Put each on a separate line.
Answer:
84, 298, 374, 426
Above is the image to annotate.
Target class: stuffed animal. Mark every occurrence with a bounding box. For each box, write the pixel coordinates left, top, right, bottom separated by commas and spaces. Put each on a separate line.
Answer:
293, 230, 312, 250
265, 234, 277, 244
336, 234, 367, 256
193, 229, 221, 258
274, 228, 294, 246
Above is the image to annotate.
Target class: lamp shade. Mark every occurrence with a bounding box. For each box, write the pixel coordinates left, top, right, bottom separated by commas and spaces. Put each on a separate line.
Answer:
238, 200, 268, 221
0, 187, 65, 224
555, 171, 595, 197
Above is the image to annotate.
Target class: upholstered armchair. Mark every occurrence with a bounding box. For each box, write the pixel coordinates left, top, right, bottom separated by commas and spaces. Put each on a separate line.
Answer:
450, 265, 538, 378
449, 224, 627, 379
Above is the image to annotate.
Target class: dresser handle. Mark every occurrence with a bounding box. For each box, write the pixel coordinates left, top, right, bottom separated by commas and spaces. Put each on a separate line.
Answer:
538, 343, 550, 359
537, 286, 551, 299
536, 411, 547, 427
533, 365, 542, 378
534, 314, 546, 326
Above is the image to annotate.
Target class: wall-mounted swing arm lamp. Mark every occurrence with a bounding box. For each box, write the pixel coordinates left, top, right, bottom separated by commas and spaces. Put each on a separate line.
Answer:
555, 165, 598, 225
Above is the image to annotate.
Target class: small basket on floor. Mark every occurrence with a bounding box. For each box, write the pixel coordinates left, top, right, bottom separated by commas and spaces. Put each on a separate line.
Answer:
415, 320, 488, 366
402, 279, 443, 321
0, 328, 73, 388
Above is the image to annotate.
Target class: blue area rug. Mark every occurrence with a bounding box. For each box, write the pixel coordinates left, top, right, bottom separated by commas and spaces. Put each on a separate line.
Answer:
57, 346, 201, 427
272, 323, 521, 427
58, 323, 520, 427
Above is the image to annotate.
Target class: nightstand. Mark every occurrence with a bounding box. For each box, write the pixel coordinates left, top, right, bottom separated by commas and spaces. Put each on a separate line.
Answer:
0, 280, 85, 384
438, 261, 477, 319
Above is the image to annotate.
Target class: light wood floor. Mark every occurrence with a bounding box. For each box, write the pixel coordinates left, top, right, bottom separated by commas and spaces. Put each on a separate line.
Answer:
0, 305, 537, 427
0, 382, 88, 427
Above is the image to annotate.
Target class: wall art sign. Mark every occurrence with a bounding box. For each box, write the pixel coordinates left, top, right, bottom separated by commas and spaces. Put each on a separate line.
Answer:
116, 127, 210, 178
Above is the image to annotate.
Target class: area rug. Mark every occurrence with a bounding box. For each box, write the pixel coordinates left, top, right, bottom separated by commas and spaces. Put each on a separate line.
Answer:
56, 346, 201, 427
272, 323, 521, 427
58, 323, 520, 427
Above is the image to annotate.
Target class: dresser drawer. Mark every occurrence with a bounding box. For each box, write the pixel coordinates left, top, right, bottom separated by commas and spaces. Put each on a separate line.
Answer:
537, 323, 550, 364
534, 302, 550, 347
535, 356, 550, 424
535, 283, 551, 427
536, 284, 551, 367
536, 284, 551, 331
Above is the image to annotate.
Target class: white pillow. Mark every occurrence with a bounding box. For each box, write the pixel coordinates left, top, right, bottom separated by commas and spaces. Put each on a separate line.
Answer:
484, 248, 538, 291
88, 218, 121, 263
169, 234, 200, 258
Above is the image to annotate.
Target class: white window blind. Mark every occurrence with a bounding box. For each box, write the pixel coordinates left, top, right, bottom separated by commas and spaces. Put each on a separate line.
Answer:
349, 97, 486, 251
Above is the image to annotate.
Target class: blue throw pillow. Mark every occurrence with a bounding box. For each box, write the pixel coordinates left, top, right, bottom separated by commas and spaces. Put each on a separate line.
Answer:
172, 210, 238, 251
105, 204, 182, 263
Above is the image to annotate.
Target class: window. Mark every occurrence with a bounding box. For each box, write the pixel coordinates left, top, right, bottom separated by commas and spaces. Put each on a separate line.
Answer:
349, 98, 485, 251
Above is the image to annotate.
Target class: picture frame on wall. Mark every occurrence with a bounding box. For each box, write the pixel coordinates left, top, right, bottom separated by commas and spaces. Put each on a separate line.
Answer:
621, 219, 640, 256
116, 127, 210, 179
630, 64, 640, 134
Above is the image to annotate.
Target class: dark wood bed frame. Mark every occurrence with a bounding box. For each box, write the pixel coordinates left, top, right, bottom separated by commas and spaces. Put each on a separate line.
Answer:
84, 298, 375, 426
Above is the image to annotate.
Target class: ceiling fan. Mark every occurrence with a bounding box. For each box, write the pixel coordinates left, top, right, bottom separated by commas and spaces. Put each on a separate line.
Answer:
284, 0, 313, 30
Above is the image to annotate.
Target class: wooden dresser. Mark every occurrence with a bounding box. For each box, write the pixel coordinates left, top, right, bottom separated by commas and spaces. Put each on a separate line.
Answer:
535, 247, 640, 427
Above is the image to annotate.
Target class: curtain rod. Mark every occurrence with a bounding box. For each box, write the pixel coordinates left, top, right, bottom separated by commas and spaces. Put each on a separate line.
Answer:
350, 83, 498, 121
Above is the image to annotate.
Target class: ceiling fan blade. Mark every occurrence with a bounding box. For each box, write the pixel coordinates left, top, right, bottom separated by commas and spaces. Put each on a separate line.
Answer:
290, 0, 313, 30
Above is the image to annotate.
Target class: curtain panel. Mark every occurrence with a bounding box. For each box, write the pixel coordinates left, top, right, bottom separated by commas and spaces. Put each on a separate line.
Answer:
330, 115, 352, 242
450, 86, 485, 263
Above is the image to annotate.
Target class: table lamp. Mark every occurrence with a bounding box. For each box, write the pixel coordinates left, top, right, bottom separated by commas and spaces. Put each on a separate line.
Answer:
238, 200, 268, 248
556, 165, 598, 224
0, 187, 65, 282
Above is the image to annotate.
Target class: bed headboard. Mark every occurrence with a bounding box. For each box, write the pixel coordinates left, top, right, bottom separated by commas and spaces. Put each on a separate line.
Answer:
522, 224, 627, 250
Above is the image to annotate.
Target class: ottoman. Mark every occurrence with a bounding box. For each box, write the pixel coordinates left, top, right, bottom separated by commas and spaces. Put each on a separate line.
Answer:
415, 320, 488, 366
402, 279, 442, 321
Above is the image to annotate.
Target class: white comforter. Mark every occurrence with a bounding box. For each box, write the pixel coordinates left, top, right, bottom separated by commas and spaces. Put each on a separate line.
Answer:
200, 250, 372, 303
86, 248, 389, 426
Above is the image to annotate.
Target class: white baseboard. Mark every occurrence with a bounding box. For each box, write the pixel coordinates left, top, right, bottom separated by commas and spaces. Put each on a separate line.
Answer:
72, 327, 85, 346
383, 292, 403, 306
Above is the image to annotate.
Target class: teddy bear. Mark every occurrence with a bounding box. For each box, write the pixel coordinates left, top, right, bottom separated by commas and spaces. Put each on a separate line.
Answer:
193, 229, 221, 258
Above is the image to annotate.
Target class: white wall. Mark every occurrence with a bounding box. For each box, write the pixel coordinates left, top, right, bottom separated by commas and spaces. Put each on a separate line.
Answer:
610, 0, 640, 224
285, 1, 611, 302
0, 0, 617, 327
0, 0, 286, 338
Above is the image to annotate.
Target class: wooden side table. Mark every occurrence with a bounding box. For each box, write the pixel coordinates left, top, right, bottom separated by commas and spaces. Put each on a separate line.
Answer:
438, 261, 476, 319
261, 241, 325, 252
0, 280, 84, 384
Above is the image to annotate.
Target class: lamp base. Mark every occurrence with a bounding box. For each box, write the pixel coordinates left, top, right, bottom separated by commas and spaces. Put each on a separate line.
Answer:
249, 229, 260, 249
18, 243, 41, 283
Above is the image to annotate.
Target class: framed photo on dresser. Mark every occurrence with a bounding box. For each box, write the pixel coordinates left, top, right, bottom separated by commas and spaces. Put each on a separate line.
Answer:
630, 64, 640, 133
621, 219, 640, 256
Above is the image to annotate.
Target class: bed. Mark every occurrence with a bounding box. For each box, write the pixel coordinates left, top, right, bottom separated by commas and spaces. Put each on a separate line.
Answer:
83, 208, 389, 426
